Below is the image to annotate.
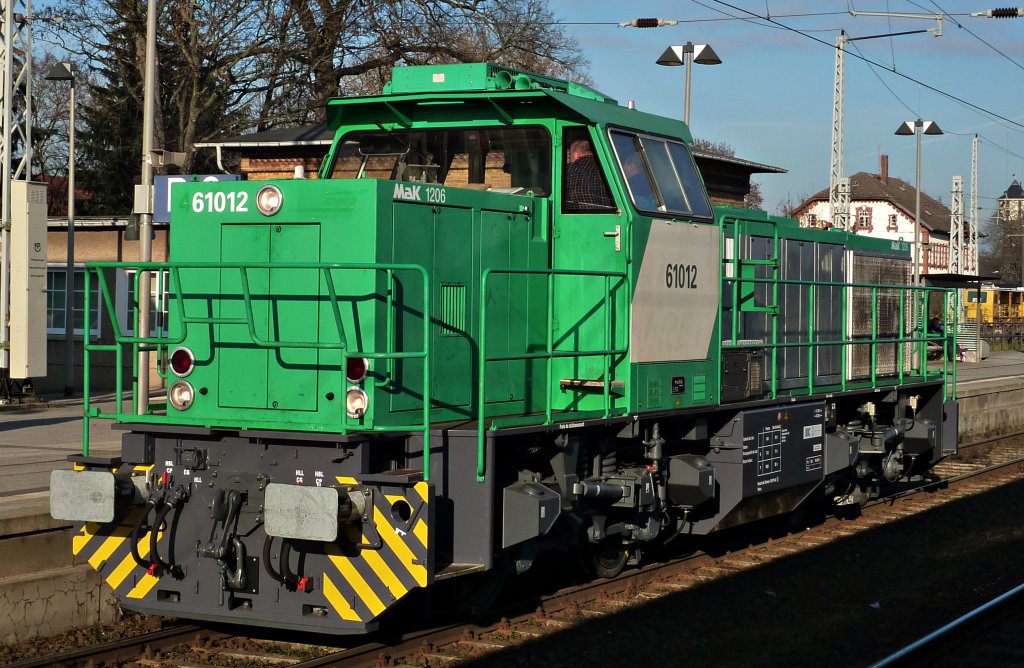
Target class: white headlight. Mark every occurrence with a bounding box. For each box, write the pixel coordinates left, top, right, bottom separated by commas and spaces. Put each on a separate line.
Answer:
169, 381, 195, 411
256, 185, 283, 216
346, 387, 368, 419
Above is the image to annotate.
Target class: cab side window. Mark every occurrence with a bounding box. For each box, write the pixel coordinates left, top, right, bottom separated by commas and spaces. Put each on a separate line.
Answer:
561, 128, 615, 213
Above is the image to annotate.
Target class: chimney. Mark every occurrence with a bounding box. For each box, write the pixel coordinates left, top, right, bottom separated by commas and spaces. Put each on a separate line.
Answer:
880, 154, 889, 184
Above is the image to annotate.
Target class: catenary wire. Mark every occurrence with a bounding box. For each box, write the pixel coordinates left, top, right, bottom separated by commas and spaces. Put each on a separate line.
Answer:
701, 0, 1024, 134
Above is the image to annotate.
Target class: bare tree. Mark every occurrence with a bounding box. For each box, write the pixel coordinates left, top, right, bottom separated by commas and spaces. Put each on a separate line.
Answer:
33, 51, 98, 214
277, 0, 589, 123
37, 0, 586, 208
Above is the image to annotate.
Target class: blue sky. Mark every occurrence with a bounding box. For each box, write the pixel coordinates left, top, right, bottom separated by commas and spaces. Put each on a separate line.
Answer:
552, 1, 1024, 225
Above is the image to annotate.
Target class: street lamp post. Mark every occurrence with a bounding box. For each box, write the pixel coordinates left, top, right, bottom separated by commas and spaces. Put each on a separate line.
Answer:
137, 0, 158, 414
895, 119, 943, 286
45, 62, 76, 397
656, 42, 722, 126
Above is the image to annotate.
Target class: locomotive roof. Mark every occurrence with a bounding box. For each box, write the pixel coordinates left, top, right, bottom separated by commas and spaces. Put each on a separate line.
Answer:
323, 63, 693, 144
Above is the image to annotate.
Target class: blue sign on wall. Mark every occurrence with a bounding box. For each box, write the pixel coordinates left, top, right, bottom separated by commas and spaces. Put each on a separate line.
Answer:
154, 174, 241, 223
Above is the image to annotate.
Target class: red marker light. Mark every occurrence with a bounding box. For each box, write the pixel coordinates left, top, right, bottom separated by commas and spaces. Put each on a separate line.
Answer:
169, 347, 195, 377
346, 357, 368, 383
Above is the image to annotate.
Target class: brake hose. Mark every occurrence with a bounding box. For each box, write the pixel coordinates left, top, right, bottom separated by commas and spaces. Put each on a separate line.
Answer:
130, 493, 161, 569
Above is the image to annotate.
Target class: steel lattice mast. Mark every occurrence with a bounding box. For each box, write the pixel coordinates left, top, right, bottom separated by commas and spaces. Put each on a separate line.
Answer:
0, 0, 32, 371
950, 176, 963, 274
829, 31, 849, 230
970, 135, 979, 275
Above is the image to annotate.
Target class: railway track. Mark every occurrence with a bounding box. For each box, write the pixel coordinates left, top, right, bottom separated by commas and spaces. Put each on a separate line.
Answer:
15, 433, 1024, 668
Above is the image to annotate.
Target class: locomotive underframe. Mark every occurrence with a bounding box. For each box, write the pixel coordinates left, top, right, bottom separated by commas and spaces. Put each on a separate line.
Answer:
61, 378, 954, 634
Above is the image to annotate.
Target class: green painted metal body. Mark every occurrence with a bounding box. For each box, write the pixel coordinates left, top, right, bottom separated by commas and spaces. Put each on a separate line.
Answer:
80, 63, 956, 483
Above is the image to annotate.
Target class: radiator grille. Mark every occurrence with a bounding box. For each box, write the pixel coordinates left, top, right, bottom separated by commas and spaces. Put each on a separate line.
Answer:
850, 255, 911, 378
439, 283, 466, 337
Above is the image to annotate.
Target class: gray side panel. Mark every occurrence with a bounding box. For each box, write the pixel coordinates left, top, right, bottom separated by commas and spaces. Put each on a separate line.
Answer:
824, 431, 858, 475
814, 243, 844, 385
778, 239, 811, 382
631, 221, 720, 362
417, 430, 495, 568
502, 482, 561, 548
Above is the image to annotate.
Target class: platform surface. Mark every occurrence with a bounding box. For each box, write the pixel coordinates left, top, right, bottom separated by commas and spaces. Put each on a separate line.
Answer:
955, 349, 1024, 384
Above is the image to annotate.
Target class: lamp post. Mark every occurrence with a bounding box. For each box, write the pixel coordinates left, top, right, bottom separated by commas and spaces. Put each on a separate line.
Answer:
138, 0, 158, 414
45, 62, 76, 397
656, 42, 722, 126
895, 119, 943, 286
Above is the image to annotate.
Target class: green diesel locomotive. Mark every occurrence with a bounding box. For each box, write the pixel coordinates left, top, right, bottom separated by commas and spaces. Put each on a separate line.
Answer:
51, 63, 958, 634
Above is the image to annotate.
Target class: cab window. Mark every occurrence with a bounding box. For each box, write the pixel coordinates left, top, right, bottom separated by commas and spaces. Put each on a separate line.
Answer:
327, 127, 551, 196
609, 130, 712, 218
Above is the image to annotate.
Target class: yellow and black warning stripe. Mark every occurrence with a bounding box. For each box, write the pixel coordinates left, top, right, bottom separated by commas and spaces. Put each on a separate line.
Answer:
72, 506, 164, 600
72, 465, 165, 600
321, 479, 432, 623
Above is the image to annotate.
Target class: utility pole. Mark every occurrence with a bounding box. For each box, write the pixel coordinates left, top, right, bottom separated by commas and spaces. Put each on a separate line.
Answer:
0, 0, 32, 378
970, 136, 980, 275
829, 31, 849, 230
829, 14, 940, 231
950, 176, 963, 274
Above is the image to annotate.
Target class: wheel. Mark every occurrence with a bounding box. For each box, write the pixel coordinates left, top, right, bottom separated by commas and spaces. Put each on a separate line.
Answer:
585, 540, 629, 579
449, 570, 507, 617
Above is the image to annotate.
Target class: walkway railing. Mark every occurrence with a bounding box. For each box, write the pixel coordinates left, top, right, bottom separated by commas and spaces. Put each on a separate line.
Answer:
81, 261, 433, 475
721, 274, 957, 402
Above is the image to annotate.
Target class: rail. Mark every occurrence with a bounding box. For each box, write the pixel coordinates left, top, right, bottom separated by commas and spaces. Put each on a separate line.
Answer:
869, 580, 1024, 667
476, 267, 628, 481
81, 261, 434, 477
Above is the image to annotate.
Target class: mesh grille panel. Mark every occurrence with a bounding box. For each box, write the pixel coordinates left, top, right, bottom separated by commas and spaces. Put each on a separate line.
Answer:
850, 255, 911, 379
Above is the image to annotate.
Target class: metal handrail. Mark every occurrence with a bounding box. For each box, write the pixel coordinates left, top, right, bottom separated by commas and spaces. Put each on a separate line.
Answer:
721, 273, 957, 401
476, 267, 629, 482
82, 261, 434, 478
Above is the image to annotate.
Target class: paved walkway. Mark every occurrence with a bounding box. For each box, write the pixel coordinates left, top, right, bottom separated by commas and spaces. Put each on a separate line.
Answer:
0, 397, 123, 497
955, 349, 1024, 384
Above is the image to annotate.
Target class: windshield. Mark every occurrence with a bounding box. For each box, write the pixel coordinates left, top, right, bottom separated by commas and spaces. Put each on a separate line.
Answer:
328, 126, 552, 195
609, 130, 712, 218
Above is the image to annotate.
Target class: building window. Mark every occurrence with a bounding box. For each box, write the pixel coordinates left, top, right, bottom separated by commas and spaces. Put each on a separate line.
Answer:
116, 269, 169, 337
856, 206, 872, 230
887, 214, 898, 232
806, 213, 817, 227
47, 267, 101, 336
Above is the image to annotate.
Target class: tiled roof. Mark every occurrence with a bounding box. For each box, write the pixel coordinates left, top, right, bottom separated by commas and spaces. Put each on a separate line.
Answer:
802, 171, 952, 233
